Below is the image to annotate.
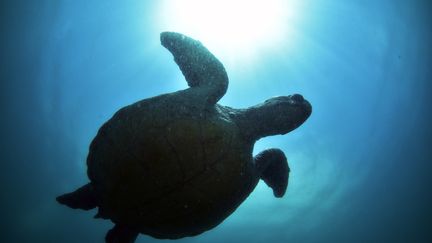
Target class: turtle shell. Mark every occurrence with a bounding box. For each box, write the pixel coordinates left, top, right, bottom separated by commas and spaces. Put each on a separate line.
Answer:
87, 91, 258, 239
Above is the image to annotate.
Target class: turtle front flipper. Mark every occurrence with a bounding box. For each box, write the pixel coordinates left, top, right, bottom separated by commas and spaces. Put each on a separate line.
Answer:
56, 183, 98, 210
160, 32, 228, 104
106, 224, 139, 243
254, 149, 290, 198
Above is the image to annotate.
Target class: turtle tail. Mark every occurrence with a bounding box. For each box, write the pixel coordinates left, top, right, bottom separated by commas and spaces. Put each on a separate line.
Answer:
56, 183, 98, 210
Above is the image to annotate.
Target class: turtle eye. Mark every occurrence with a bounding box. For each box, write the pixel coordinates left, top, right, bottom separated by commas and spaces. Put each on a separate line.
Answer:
291, 94, 304, 102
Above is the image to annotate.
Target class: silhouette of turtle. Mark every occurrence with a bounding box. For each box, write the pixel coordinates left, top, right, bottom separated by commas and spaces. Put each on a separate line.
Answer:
57, 32, 312, 242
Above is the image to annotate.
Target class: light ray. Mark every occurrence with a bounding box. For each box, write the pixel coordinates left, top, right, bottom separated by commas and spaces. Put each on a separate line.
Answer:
157, 0, 302, 64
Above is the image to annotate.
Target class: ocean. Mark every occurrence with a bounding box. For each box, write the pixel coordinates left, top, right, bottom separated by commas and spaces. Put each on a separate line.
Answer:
1, 0, 431, 242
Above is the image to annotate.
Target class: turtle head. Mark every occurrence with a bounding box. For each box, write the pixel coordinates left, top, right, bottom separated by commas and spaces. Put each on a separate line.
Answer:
241, 94, 312, 140
263, 94, 312, 134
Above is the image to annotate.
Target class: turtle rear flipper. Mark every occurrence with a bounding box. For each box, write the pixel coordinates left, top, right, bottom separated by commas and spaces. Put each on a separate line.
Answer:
106, 224, 139, 243
56, 183, 98, 210
254, 149, 290, 198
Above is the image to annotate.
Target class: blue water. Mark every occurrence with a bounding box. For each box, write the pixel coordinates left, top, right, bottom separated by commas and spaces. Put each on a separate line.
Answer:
1, 1, 431, 242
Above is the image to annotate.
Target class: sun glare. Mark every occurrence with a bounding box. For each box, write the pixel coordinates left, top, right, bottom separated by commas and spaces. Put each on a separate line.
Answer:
157, 0, 300, 63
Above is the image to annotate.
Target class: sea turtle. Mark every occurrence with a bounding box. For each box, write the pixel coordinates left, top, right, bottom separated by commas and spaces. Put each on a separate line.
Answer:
57, 32, 312, 242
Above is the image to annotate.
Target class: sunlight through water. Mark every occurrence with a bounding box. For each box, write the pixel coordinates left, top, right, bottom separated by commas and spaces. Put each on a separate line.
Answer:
157, 0, 303, 64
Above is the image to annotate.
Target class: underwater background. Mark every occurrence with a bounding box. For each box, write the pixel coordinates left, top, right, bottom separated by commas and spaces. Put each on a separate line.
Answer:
1, 0, 431, 242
